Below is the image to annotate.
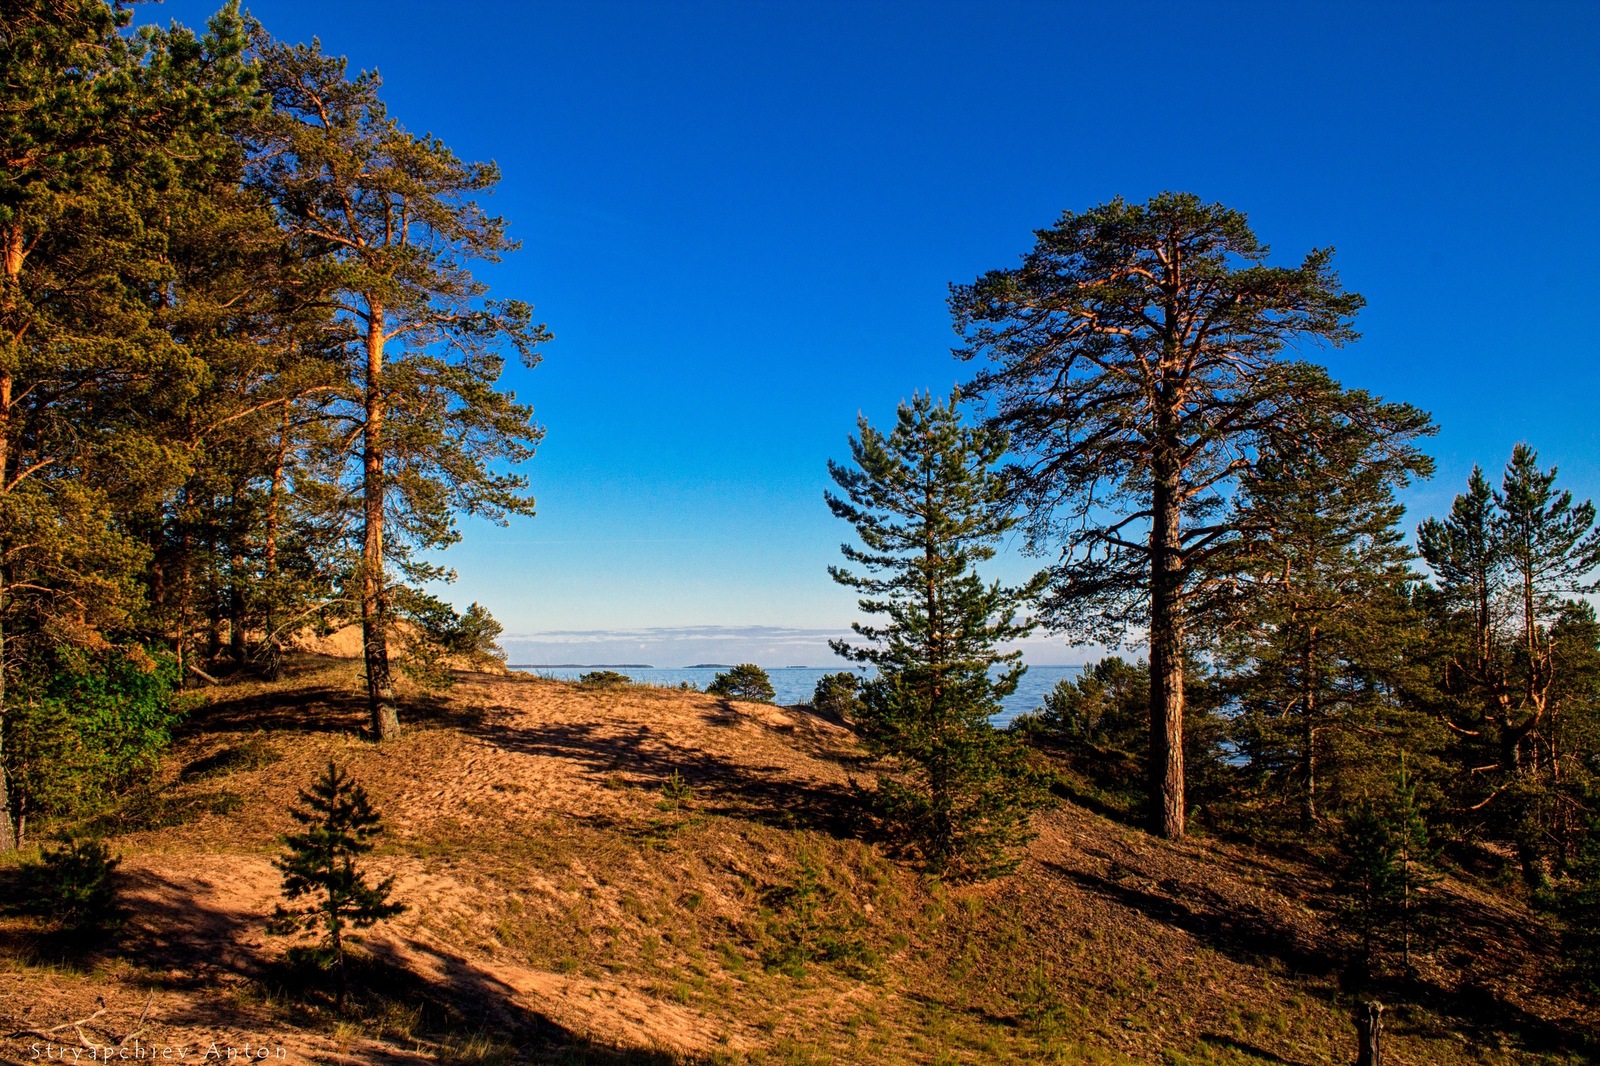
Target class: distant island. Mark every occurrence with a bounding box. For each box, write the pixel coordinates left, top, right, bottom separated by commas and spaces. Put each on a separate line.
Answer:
510, 663, 655, 669
684, 664, 733, 669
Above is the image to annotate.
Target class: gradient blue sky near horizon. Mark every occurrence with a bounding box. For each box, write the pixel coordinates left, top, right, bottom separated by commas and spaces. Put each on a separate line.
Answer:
148, 1, 1600, 667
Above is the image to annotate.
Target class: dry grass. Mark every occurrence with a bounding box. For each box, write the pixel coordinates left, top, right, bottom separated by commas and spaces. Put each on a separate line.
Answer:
0, 654, 1594, 1064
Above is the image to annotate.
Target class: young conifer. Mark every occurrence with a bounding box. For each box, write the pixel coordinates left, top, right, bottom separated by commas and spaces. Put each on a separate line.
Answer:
270, 761, 404, 1007
1335, 764, 1438, 980
827, 391, 1047, 878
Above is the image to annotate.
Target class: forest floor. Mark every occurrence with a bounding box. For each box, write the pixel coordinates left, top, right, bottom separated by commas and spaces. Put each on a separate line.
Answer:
1, 654, 1596, 1064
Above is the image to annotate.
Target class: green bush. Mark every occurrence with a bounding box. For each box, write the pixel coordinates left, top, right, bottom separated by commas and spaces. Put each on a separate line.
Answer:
578, 670, 632, 689
19, 836, 122, 934
810, 672, 863, 720
1039, 657, 1148, 750
5, 646, 182, 834
707, 664, 775, 703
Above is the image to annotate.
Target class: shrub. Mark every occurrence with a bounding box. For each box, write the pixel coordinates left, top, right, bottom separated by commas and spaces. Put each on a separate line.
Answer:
1039, 657, 1148, 750
19, 836, 122, 935
5, 645, 182, 837
810, 672, 863, 720
393, 592, 510, 687
707, 664, 775, 703
658, 770, 693, 809
578, 670, 632, 689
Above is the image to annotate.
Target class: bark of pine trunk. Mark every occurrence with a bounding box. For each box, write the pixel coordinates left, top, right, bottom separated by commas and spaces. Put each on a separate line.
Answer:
1302, 635, 1318, 832
229, 550, 247, 665
264, 408, 289, 637
362, 304, 400, 740
0, 223, 24, 850
1148, 470, 1186, 840
0, 367, 14, 852
177, 505, 193, 684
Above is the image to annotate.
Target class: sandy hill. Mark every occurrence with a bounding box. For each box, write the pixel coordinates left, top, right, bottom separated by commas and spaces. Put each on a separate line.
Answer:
2, 656, 1595, 1064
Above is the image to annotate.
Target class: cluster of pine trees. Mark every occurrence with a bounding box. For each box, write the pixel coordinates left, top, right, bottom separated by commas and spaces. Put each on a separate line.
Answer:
0, 2, 541, 848
825, 194, 1600, 984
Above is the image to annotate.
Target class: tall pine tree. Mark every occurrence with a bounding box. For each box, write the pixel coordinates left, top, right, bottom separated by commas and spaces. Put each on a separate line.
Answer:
251, 36, 547, 738
1419, 446, 1600, 882
950, 193, 1428, 838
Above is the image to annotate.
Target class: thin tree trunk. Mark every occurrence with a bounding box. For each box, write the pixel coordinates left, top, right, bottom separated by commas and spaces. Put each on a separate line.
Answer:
0, 366, 14, 853
264, 407, 289, 637
1302, 632, 1318, 832
177, 501, 193, 684
362, 303, 400, 740
0, 224, 24, 851
229, 484, 247, 664
1149, 468, 1186, 840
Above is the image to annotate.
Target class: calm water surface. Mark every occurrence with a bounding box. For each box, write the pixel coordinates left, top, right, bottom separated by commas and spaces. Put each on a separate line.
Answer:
512, 664, 1084, 726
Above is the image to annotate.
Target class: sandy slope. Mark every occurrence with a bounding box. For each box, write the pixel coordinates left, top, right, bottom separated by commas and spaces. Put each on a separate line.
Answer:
2, 658, 1594, 1065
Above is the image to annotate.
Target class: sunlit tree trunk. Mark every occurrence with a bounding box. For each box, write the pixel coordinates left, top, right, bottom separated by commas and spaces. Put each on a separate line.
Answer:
1150, 457, 1186, 839
0, 223, 23, 851
362, 304, 399, 740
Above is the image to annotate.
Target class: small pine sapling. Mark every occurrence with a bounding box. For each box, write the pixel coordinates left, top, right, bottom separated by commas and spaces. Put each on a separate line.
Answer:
270, 762, 405, 1007
20, 836, 122, 936
1334, 763, 1439, 980
1335, 799, 1399, 981
1389, 764, 1441, 967
827, 391, 1050, 878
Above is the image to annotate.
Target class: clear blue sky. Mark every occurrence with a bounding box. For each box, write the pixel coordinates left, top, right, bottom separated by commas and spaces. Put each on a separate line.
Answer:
149, 1, 1600, 665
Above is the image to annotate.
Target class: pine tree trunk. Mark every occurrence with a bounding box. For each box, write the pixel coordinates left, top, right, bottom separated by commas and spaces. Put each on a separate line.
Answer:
177, 505, 194, 683
229, 551, 247, 665
1302, 634, 1318, 833
362, 304, 400, 740
0, 224, 23, 851
264, 407, 289, 638
1303, 720, 1318, 833
0, 366, 14, 854
1148, 468, 1186, 840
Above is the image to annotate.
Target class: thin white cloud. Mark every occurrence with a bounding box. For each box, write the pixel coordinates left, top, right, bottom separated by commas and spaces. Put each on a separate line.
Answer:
500, 624, 1093, 667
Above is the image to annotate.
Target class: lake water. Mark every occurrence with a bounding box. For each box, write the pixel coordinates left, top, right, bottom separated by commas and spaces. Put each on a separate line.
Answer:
511, 664, 1084, 726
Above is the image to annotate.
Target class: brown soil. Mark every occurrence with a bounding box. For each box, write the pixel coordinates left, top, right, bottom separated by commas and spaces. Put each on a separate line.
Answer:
1, 656, 1594, 1064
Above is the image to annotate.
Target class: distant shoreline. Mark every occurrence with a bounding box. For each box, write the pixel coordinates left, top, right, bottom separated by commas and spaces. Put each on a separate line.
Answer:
511, 663, 656, 669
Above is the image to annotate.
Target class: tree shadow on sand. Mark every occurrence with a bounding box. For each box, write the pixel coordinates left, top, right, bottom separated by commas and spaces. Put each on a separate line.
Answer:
20, 864, 708, 1064
180, 681, 371, 736
467, 711, 865, 839
1041, 859, 1595, 1058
